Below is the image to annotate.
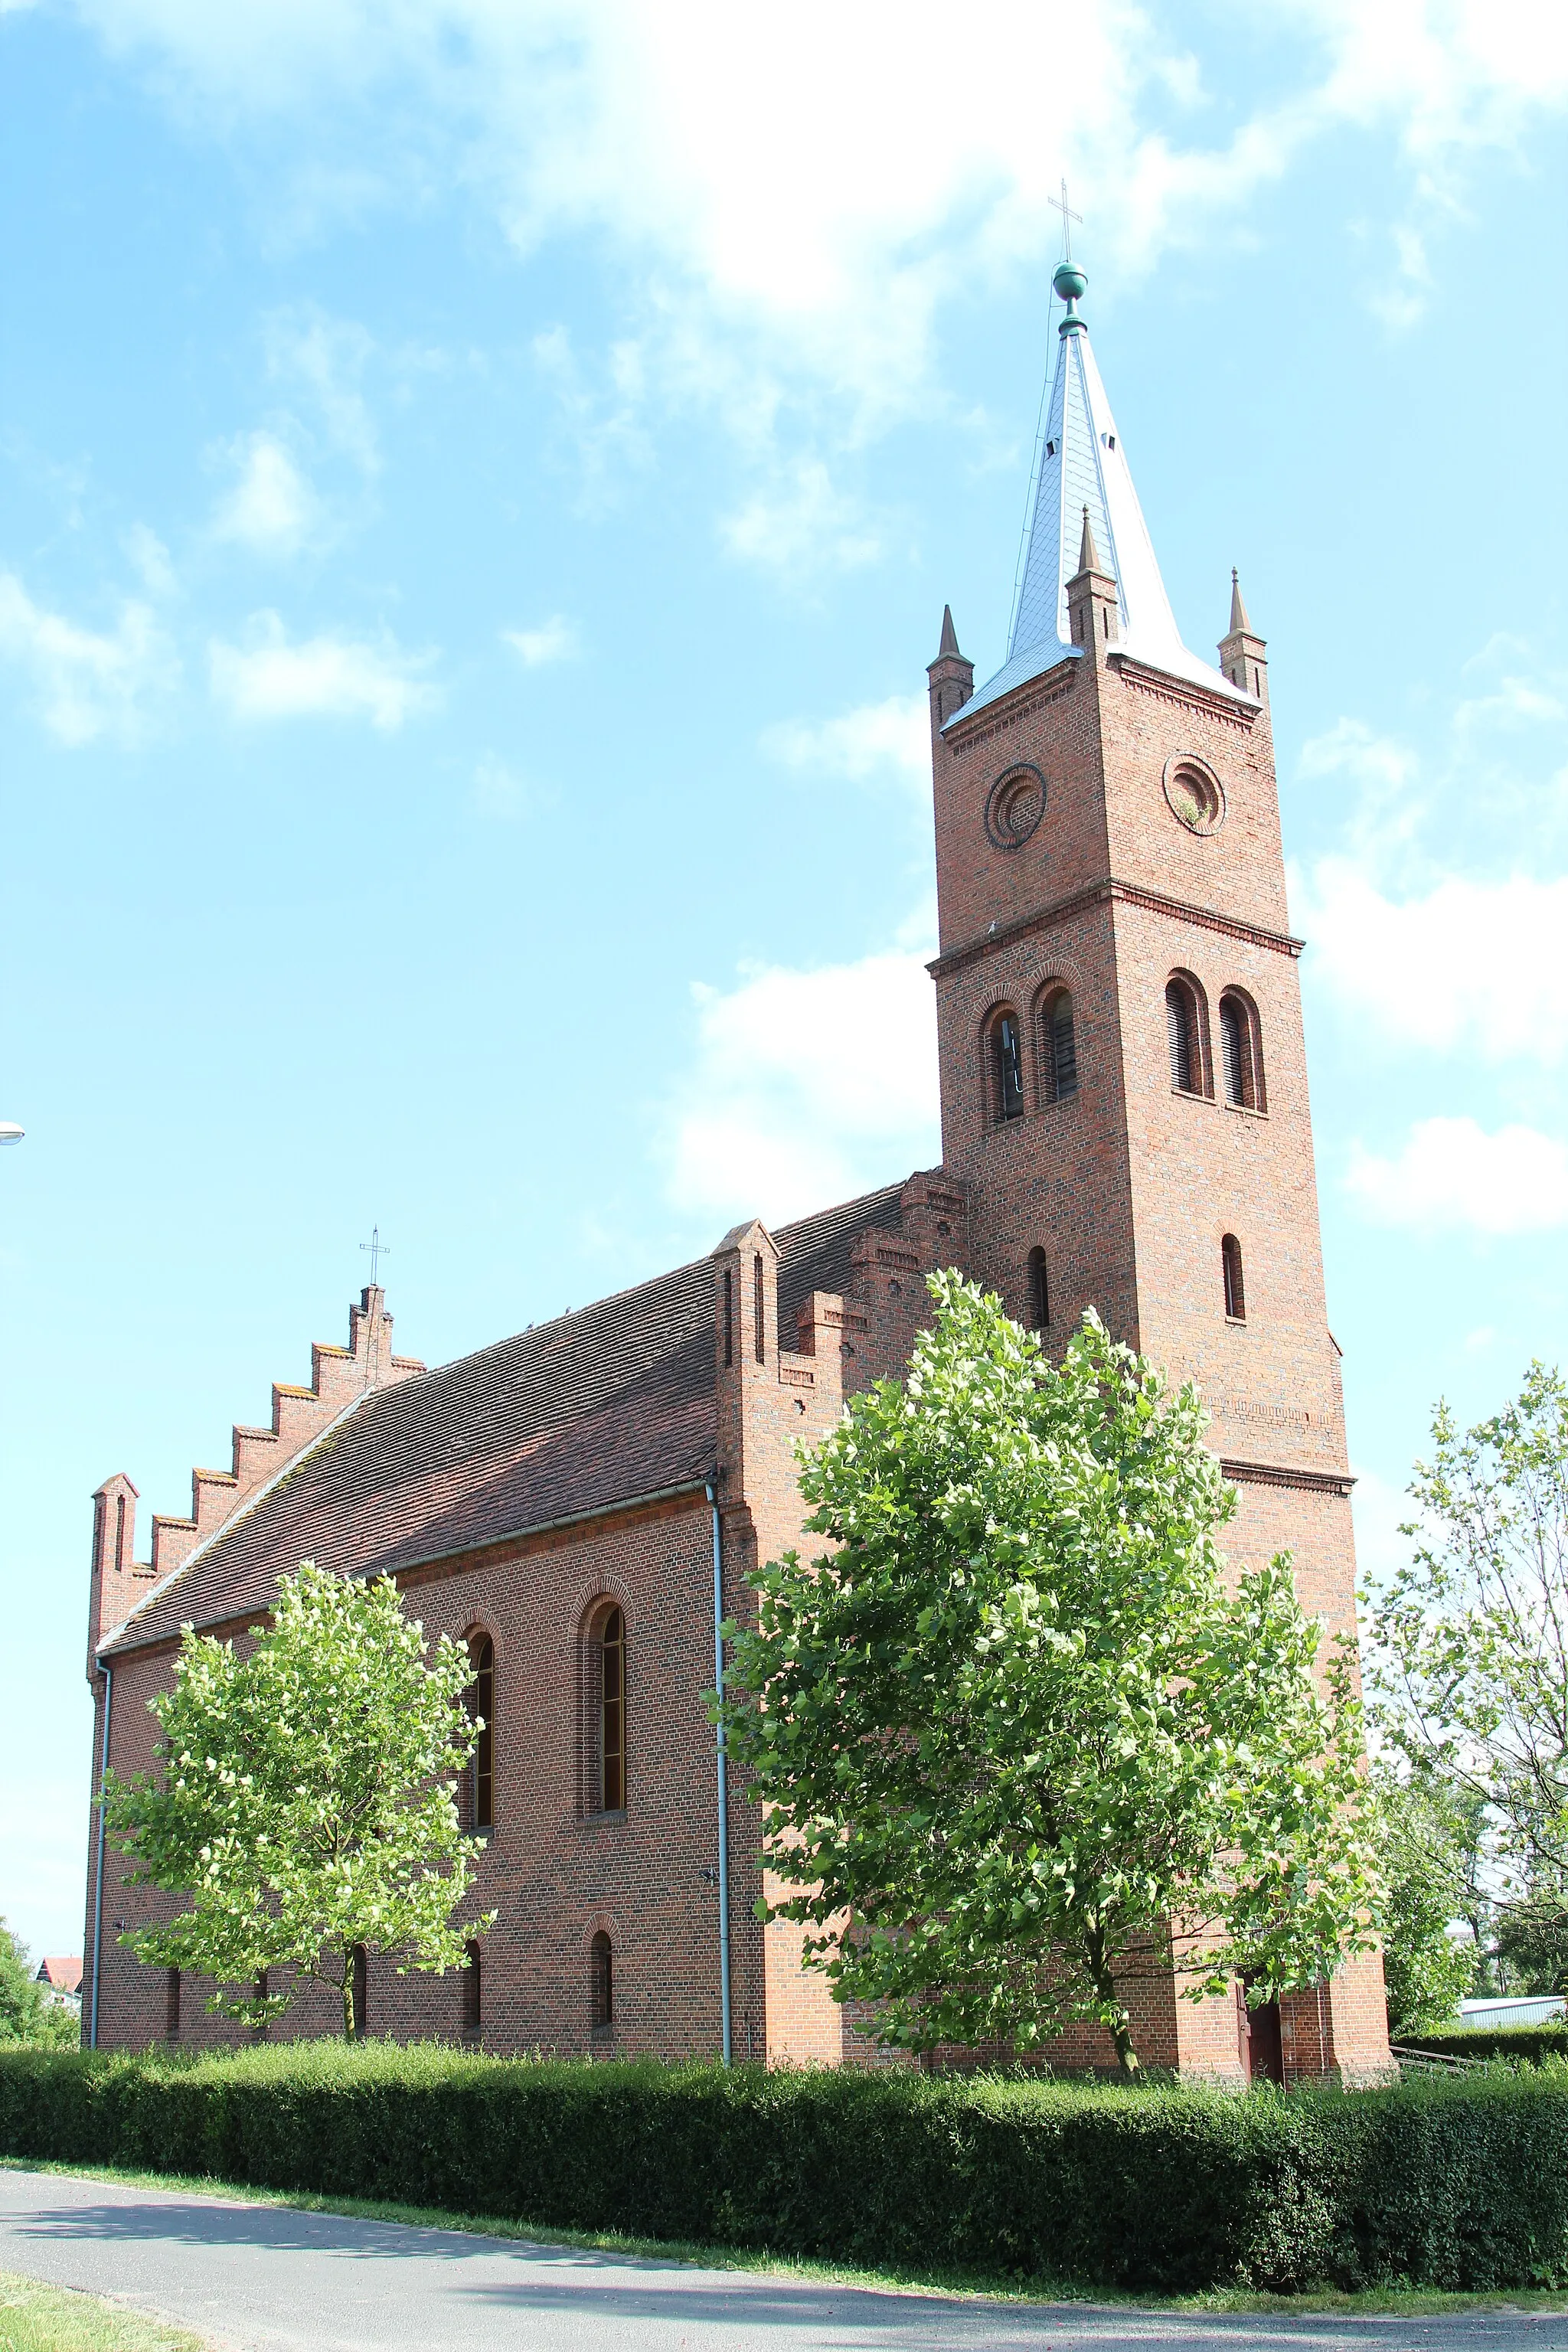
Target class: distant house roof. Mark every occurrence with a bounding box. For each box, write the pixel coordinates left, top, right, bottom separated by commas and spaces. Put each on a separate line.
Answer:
1459, 1994, 1565, 2029
36, 1957, 83, 1992
101, 1181, 909, 1659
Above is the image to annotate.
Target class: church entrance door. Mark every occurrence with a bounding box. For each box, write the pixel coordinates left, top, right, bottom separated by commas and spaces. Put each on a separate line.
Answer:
1236, 1981, 1284, 2084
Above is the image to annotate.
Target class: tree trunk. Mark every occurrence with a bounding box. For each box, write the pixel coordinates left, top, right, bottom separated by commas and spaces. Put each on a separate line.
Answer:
1084, 1924, 1140, 2077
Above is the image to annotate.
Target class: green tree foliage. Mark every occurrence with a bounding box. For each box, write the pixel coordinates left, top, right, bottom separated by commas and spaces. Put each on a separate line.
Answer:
103, 1562, 494, 2036
1370, 1767, 1478, 2030
0, 1923, 77, 2049
1364, 1364, 1568, 1990
721, 1276, 1377, 2073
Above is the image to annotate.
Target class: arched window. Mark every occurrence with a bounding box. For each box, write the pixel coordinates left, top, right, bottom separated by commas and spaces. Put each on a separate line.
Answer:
1222, 1233, 1246, 1322
589, 1602, 626, 1813
590, 1930, 613, 2034
990, 1009, 1025, 1122
1040, 988, 1078, 1102
351, 1944, 368, 2040
462, 1939, 482, 2035
466, 1632, 495, 1832
1027, 1248, 1050, 1331
1166, 975, 1210, 1097
165, 1967, 181, 2043
1219, 990, 1265, 1112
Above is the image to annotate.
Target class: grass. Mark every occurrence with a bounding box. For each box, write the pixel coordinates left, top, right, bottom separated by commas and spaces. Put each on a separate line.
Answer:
0, 2272, 208, 2352
5, 2154, 1568, 2320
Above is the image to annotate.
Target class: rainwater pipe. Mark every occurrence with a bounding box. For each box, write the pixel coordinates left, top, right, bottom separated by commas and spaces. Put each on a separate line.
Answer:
89, 1664, 113, 2050
706, 1481, 733, 2065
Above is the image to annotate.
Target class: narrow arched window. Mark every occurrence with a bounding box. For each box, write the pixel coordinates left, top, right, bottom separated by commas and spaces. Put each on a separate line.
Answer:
590, 1603, 626, 1812
462, 1939, 482, 2035
351, 1945, 368, 2040
1222, 1233, 1246, 1322
590, 1931, 613, 2034
1041, 988, 1077, 1102
991, 1010, 1025, 1122
1166, 975, 1210, 1096
1219, 990, 1265, 1112
165, 1967, 181, 2043
466, 1633, 495, 1832
1027, 1247, 1050, 1331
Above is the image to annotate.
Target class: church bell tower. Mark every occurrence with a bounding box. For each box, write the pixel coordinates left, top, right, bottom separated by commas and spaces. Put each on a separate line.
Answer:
926, 258, 1390, 2081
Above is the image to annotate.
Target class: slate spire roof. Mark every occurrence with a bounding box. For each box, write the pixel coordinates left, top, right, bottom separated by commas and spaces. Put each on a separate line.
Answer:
956, 263, 1253, 725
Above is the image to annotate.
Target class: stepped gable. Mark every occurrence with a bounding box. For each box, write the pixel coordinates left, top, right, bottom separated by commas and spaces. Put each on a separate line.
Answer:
100, 1181, 912, 1659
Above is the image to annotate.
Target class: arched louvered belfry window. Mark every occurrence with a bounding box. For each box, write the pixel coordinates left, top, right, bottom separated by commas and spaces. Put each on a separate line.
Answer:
1040, 988, 1078, 1103
466, 1632, 495, 1832
1027, 1247, 1050, 1331
1222, 1233, 1246, 1322
590, 1930, 613, 2034
1219, 990, 1265, 1112
991, 1009, 1025, 1122
1166, 975, 1210, 1097
589, 1602, 626, 1813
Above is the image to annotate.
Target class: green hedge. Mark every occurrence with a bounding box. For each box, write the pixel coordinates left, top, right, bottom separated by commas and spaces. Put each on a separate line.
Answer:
3, 2045, 1568, 2292
1394, 2024, 1568, 2065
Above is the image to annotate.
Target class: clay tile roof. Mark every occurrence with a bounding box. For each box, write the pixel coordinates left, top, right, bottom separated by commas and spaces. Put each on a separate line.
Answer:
102, 1180, 910, 1658
36, 1957, 83, 1991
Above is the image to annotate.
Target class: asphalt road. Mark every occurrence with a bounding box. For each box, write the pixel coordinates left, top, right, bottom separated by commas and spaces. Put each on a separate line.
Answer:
2, 2167, 1567, 2352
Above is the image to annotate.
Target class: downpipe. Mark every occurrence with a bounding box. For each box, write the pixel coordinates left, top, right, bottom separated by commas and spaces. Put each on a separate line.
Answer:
89, 1663, 113, 2050
707, 1481, 733, 2065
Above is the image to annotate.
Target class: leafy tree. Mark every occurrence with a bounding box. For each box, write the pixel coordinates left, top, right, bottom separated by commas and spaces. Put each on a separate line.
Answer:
1493, 1884, 1568, 1996
721, 1276, 1378, 2074
1369, 1766, 1478, 2030
1364, 1365, 1568, 1983
0, 1921, 77, 2048
103, 1562, 493, 2037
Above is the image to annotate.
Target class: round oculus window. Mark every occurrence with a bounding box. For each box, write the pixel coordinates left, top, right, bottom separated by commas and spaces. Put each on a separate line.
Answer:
1162, 755, 1226, 837
985, 765, 1046, 851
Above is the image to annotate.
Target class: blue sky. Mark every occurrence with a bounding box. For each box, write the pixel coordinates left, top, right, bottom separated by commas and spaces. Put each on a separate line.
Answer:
3, 1, 1566, 1962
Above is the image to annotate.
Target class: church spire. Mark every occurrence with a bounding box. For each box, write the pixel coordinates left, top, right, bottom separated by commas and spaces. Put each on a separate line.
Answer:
958, 260, 1251, 725
1229, 567, 1252, 634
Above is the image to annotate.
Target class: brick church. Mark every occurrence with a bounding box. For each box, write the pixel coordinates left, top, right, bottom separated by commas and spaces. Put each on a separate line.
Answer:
83, 260, 1390, 2084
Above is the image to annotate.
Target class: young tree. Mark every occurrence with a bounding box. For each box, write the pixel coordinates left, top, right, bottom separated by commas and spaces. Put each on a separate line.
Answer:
103, 1561, 493, 2037
721, 1276, 1378, 2073
1368, 1766, 1478, 2030
0, 1921, 77, 2048
1364, 1364, 1568, 1979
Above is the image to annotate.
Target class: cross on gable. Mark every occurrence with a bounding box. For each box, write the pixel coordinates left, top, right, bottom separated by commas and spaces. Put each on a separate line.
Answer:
359, 1226, 391, 1287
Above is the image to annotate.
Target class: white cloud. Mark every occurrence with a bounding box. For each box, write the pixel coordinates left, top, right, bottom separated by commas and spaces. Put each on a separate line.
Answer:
662, 943, 939, 1227
123, 523, 176, 598
263, 306, 380, 472
70, 2, 1568, 426
1350, 1465, 1413, 1592
502, 616, 577, 668
211, 432, 320, 556
1300, 860, 1568, 1068
720, 460, 880, 576
0, 571, 178, 744
208, 612, 439, 729
472, 752, 550, 818
763, 692, 929, 801
1346, 1116, 1568, 1235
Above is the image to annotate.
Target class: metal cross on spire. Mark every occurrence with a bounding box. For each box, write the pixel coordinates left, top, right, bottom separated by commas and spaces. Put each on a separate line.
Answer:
1049, 177, 1083, 260
360, 1226, 391, 1286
